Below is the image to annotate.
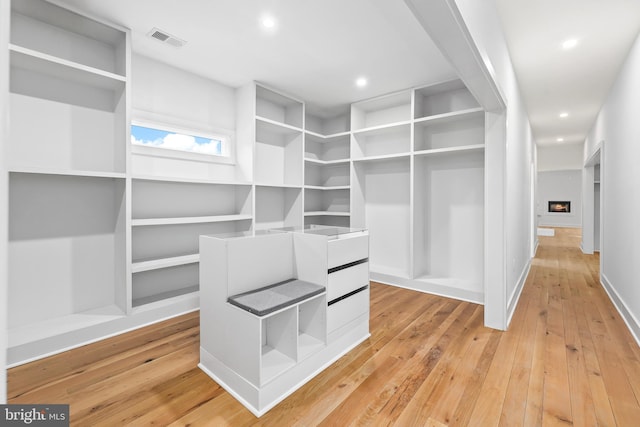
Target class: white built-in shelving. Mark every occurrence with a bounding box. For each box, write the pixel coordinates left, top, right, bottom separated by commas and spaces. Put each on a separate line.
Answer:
303, 108, 351, 227
350, 80, 485, 302
3, 0, 488, 367
250, 85, 306, 230
241, 84, 354, 229
254, 117, 303, 186
6, 0, 130, 357
131, 177, 252, 307
255, 185, 302, 230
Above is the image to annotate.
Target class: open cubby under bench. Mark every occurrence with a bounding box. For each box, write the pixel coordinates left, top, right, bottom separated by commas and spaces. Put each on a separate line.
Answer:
228, 279, 325, 316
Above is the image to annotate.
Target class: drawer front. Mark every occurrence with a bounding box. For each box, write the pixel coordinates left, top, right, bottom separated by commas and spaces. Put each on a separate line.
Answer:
327, 287, 369, 333
328, 262, 369, 301
327, 234, 368, 269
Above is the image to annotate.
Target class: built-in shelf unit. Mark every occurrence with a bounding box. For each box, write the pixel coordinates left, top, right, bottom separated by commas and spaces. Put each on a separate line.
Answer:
239, 83, 354, 230
131, 177, 252, 308
6, 0, 130, 363
351, 80, 485, 303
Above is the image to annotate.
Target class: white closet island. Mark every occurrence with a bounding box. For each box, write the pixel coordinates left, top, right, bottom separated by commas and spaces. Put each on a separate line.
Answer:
199, 226, 370, 416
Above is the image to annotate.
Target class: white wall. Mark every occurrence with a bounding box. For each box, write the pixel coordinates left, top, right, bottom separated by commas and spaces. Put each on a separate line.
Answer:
453, 0, 536, 328
1, 0, 9, 403
537, 170, 582, 227
131, 54, 241, 181
583, 32, 640, 343
537, 143, 583, 171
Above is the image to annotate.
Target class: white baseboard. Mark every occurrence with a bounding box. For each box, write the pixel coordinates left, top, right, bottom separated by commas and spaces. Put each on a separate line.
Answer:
8, 296, 200, 367
369, 272, 484, 305
538, 222, 581, 228
506, 258, 532, 327
600, 274, 640, 347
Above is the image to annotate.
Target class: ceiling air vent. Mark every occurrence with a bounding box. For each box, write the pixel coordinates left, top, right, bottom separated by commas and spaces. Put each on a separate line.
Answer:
147, 27, 186, 48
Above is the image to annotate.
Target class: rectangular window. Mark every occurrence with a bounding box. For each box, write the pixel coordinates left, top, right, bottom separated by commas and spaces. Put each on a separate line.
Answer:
131, 122, 232, 163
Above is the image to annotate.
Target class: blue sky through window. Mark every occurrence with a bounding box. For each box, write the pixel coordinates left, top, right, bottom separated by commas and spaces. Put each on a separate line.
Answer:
131, 125, 223, 156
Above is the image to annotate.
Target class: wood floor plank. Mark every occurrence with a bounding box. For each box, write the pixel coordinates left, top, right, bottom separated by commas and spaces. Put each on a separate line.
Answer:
498, 268, 542, 426
7, 227, 640, 426
562, 256, 598, 427
318, 300, 469, 426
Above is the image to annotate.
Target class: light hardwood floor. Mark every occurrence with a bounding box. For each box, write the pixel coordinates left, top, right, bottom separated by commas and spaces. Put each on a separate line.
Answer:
8, 228, 640, 426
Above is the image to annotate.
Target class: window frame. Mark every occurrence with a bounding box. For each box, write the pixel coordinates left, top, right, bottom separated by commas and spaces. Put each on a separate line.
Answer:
130, 118, 235, 165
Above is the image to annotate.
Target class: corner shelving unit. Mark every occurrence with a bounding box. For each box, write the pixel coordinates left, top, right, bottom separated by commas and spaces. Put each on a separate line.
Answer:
304, 108, 351, 227
6, 0, 130, 361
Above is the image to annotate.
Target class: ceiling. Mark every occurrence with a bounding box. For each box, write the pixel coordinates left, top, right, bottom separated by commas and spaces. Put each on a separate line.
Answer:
56, 0, 640, 142
54, 0, 457, 117
495, 0, 640, 146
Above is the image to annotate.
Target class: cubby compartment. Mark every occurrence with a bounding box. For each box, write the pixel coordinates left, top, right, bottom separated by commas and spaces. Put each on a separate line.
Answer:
351, 90, 411, 131
304, 133, 350, 162
304, 188, 350, 215
413, 151, 484, 293
304, 161, 350, 188
305, 109, 350, 136
8, 83, 126, 175
256, 85, 303, 128
414, 111, 484, 152
351, 123, 411, 159
132, 179, 252, 223
255, 118, 303, 186
132, 263, 199, 308
413, 80, 480, 119
8, 172, 126, 344
352, 158, 411, 278
255, 186, 303, 230
298, 296, 327, 360
261, 308, 298, 384
10, 0, 127, 76
414, 110, 484, 152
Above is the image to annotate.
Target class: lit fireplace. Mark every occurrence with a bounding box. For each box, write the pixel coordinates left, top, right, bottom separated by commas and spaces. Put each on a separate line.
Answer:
548, 201, 570, 213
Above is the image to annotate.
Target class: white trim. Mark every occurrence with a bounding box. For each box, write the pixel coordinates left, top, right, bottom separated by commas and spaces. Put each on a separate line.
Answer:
507, 257, 532, 327
131, 144, 234, 165
600, 274, 640, 347
369, 273, 484, 305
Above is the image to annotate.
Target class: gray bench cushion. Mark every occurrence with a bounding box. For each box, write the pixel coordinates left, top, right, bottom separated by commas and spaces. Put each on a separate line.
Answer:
228, 279, 325, 316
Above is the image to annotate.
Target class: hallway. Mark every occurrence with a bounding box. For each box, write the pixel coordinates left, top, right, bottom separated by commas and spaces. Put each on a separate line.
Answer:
495, 227, 640, 425
7, 228, 640, 425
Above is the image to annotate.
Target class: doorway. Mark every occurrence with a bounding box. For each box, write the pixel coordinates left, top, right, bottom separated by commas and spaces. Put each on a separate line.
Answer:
582, 145, 602, 257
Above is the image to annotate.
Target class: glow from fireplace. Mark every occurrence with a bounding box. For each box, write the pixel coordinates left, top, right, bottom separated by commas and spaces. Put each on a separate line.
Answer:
548, 201, 570, 213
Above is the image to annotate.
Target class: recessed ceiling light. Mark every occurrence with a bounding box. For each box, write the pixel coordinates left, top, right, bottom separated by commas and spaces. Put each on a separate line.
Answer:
355, 77, 368, 88
559, 112, 569, 118
562, 38, 578, 50
261, 16, 276, 29
557, 137, 564, 142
